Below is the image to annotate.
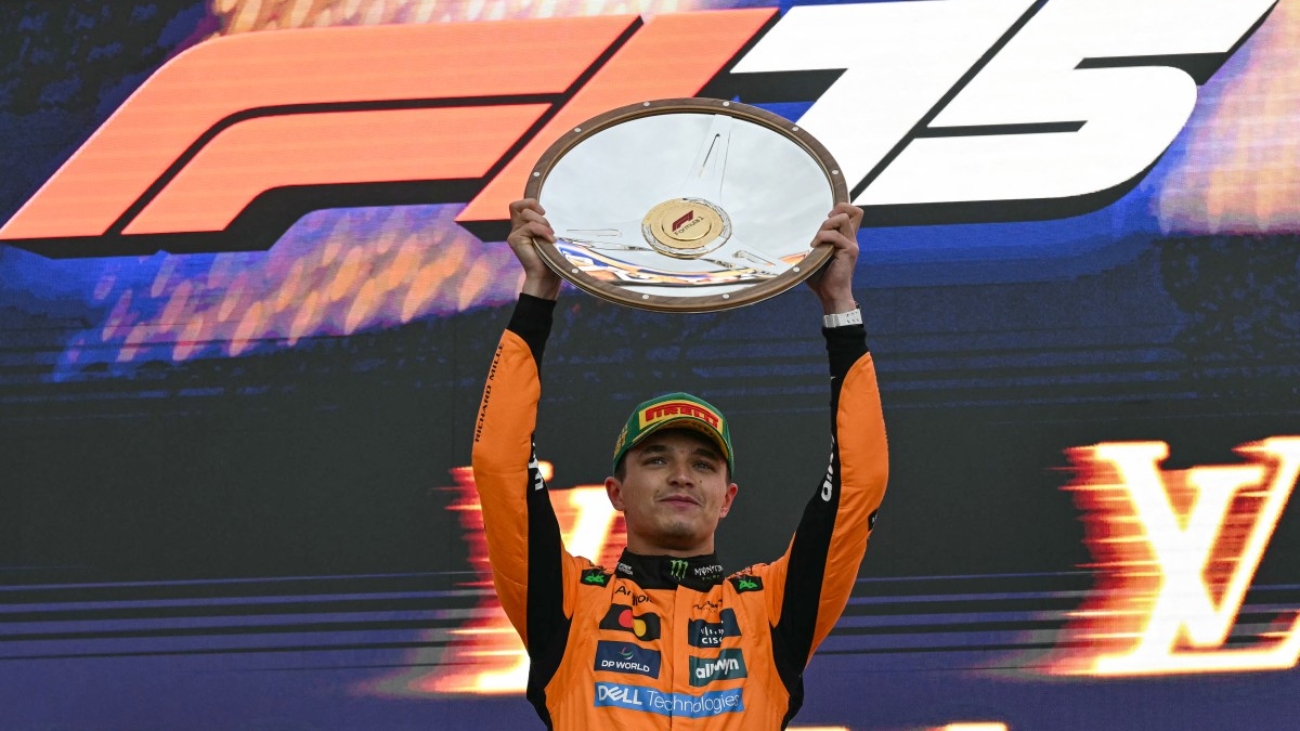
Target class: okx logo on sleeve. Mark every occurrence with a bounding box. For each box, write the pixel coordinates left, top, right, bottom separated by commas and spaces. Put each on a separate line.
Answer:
594, 641, 661, 679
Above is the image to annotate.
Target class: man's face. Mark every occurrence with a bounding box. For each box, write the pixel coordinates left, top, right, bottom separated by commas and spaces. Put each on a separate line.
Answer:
606, 429, 738, 556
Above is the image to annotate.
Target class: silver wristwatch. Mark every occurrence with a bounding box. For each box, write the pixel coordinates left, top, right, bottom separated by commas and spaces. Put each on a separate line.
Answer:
822, 307, 863, 328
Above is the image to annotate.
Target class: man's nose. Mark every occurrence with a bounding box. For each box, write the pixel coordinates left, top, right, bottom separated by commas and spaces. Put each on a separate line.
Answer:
668, 460, 695, 486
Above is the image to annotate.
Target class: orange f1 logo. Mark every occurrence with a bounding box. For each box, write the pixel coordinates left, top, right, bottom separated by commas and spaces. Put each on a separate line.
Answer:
0, 11, 775, 257
1062, 437, 1300, 676
0, 1, 1278, 258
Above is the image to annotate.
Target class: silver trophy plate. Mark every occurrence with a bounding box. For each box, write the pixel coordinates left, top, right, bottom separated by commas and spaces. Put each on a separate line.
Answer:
524, 98, 848, 313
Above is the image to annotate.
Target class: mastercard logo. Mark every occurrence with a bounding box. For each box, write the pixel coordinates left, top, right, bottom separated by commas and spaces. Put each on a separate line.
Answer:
600, 605, 661, 641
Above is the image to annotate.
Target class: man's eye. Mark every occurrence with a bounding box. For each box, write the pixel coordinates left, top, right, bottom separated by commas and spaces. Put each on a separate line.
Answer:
695, 461, 716, 471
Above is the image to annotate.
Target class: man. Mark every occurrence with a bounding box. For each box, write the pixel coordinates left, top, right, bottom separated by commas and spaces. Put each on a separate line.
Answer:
472, 198, 888, 729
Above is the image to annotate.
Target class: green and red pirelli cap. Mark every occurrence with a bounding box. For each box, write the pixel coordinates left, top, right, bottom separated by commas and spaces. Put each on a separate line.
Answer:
612, 392, 734, 475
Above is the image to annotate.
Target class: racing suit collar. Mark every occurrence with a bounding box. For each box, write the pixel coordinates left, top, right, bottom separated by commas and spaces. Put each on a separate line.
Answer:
615, 549, 726, 591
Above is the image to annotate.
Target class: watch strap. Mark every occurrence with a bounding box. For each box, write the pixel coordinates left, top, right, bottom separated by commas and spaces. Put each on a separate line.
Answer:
822, 307, 863, 328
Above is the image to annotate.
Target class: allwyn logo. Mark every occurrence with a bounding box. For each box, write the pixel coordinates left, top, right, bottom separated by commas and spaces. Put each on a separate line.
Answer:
689, 650, 748, 686
1, 1, 1276, 258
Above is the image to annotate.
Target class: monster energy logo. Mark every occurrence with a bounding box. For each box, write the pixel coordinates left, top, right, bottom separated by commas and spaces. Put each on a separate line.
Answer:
670, 560, 688, 581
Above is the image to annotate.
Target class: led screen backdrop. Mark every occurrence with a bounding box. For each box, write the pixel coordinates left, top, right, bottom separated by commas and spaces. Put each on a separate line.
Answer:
1, 0, 1298, 729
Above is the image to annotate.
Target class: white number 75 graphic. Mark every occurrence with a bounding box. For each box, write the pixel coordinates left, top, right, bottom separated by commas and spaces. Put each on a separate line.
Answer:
733, 0, 1278, 224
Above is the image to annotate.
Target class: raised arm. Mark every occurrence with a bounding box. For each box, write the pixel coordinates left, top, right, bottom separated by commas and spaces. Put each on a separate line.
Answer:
765, 204, 890, 697
470, 200, 569, 649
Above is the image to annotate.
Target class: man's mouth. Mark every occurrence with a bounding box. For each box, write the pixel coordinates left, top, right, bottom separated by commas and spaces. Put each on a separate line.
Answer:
660, 494, 699, 506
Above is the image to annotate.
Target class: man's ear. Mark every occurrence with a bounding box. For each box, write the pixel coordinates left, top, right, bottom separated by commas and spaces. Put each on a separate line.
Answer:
605, 476, 626, 511
718, 483, 739, 518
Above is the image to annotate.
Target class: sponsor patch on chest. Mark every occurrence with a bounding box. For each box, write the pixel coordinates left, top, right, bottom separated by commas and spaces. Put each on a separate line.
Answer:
689, 649, 748, 686
688, 608, 741, 648
594, 682, 744, 718
599, 605, 662, 641
594, 640, 661, 679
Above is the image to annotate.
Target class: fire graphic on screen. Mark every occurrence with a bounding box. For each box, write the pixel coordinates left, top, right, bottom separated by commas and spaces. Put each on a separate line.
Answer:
371, 463, 626, 696
1054, 437, 1300, 676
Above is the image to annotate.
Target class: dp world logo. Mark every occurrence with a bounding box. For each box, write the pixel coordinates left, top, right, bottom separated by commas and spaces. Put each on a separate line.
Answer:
594, 641, 661, 679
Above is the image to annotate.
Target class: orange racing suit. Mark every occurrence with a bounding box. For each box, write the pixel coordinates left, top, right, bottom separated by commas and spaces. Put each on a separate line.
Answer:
472, 295, 889, 729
